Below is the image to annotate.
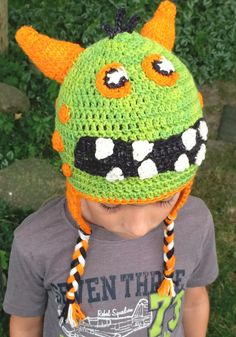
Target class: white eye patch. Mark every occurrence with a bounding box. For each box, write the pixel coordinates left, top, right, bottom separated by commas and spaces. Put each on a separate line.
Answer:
153, 56, 175, 76
105, 66, 129, 87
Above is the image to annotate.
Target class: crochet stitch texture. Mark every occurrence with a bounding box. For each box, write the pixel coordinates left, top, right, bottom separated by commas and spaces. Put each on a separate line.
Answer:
15, 0, 208, 328
53, 30, 205, 202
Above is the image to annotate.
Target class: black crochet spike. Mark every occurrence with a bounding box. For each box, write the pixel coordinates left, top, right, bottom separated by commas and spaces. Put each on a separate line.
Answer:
102, 8, 141, 38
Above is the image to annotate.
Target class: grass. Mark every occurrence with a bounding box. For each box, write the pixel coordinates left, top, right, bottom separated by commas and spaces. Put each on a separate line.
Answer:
192, 140, 236, 337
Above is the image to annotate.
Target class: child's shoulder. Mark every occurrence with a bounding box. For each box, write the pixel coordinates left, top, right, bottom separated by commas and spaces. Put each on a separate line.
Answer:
182, 194, 211, 216
177, 194, 214, 236
13, 195, 68, 248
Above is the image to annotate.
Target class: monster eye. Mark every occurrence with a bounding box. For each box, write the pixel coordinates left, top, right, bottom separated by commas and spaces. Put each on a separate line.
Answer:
142, 54, 179, 86
96, 62, 131, 98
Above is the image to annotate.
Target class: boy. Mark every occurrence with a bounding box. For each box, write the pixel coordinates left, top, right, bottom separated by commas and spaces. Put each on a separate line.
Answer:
3, 1, 218, 337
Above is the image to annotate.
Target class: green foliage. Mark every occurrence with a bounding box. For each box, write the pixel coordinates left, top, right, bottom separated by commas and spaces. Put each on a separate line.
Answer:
174, 0, 236, 84
0, 108, 57, 169
5, 0, 236, 83
0, 55, 58, 168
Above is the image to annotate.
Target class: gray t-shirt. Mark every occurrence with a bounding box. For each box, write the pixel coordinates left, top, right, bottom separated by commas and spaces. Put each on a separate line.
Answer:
3, 194, 218, 337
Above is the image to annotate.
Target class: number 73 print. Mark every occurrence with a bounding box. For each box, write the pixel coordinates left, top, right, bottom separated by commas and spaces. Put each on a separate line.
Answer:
148, 289, 185, 337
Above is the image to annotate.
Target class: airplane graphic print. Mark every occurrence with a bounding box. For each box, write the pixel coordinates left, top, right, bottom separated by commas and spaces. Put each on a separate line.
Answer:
59, 299, 152, 337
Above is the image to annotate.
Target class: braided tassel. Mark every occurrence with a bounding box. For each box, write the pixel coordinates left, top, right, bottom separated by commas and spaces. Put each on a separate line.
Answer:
158, 215, 176, 297
60, 229, 90, 327
157, 179, 194, 297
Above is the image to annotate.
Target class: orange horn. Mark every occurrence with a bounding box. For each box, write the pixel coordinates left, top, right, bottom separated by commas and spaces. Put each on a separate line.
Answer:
140, 0, 176, 51
15, 26, 85, 84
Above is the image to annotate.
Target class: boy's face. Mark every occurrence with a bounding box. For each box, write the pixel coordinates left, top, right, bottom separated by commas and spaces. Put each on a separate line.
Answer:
81, 192, 180, 239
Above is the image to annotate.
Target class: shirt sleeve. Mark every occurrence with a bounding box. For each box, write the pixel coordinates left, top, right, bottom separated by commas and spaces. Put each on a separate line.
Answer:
186, 209, 219, 287
3, 234, 47, 316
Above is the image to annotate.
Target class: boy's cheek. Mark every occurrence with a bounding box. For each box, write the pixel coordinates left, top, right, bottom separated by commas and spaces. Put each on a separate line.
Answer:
80, 200, 118, 230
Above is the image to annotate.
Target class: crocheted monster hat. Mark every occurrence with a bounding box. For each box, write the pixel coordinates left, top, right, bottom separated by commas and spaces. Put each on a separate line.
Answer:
15, 0, 208, 328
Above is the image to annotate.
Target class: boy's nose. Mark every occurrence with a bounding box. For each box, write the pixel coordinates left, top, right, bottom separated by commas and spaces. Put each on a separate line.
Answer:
123, 210, 155, 237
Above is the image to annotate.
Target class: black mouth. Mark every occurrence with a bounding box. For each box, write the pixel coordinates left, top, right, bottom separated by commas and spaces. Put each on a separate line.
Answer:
74, 118, 207, 181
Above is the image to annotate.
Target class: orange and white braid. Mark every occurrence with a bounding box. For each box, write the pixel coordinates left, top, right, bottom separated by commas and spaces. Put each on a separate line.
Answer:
60, 229, 90, 327
158, 214, 176, 296
157, 178, 194, 297
60, 180, 92, 327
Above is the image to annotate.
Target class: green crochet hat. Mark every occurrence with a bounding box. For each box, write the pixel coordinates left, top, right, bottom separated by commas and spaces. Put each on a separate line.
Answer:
15, 0, 208, 329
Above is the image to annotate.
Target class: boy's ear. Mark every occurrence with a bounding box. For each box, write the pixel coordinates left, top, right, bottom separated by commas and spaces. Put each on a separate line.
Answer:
140, 0, 176, 51
15, 26, 85, 83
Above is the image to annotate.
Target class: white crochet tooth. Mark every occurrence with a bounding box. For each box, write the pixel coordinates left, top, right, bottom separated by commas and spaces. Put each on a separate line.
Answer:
195, 144, 206, 166
106, 167, 124, 182
95, 138, 114, 160
132, 140, 154, 161
158, 56, 175, 73
138, 159, 158, 180
106, 66, 129, 85
174, 154, 190, 172
181, 128, 197, 151
198, 120, 208, 141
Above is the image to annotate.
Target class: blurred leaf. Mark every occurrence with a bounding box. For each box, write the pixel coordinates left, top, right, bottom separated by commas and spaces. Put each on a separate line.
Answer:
0, 251, 8, 271
6, 151, 14, 161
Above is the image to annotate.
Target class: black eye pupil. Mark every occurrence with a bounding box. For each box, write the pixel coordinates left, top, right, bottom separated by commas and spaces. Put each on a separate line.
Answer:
104, 68, 129, 89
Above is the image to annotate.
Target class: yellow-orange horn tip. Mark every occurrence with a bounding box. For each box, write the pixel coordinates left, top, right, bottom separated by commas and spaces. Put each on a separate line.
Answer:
141, 0, 176, 51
